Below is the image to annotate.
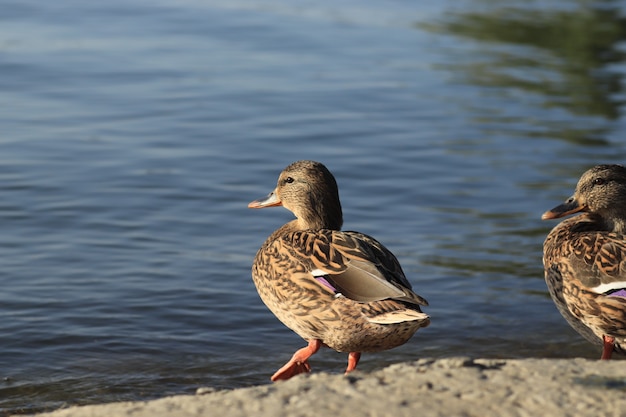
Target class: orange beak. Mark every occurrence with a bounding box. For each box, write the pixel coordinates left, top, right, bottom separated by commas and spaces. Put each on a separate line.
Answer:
541, 196, 586, 220
248, 190, 282, 209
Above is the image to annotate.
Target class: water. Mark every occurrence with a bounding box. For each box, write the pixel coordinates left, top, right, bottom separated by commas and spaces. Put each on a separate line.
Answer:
2, 0, 626, 414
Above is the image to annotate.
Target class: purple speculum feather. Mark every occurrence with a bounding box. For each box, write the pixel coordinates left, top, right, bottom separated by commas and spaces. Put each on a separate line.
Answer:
607, 289, 626, 298
315, 276, 337, 292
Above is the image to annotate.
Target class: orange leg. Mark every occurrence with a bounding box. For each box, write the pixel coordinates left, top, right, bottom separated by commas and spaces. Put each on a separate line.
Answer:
271, 339, 322, 381
601, 335, 615, 360
345, 351, 361, 374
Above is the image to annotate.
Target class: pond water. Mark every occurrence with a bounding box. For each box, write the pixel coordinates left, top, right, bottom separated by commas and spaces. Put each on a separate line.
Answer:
2, 0, 626, 414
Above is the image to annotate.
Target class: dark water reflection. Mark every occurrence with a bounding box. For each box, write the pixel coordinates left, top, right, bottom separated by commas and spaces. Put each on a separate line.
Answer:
423, 0, 626, 146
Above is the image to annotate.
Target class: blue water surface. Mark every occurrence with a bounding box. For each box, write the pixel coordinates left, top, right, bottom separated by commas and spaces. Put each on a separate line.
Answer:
2, 0, 626, 414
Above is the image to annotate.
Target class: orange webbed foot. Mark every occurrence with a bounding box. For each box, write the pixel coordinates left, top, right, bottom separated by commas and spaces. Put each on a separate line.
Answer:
271, 339, 322, 382
271, 359, 312, 381
601, 335, 615, 360
345, 351, 361, 375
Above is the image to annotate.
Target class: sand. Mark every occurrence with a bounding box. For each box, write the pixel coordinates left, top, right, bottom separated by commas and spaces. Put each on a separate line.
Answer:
21, 357, 626, 417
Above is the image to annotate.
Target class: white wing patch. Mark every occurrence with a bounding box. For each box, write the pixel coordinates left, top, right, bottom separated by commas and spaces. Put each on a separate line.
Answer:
311, 269, 327, 277
592, 281, 626, 294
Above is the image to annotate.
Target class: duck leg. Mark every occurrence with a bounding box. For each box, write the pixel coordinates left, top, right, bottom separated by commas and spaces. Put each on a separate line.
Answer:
345, 351, 361, 374
271, 339, 322, 381
601, 335, 615, 360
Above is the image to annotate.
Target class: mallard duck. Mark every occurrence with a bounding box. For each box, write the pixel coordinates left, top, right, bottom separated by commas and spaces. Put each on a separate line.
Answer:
248, 160, 429, 381
542, 164, 626, 359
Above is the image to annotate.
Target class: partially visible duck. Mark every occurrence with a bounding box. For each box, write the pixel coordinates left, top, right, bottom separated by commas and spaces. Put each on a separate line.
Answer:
249, 160, 430, 380
542, 164, 626, 359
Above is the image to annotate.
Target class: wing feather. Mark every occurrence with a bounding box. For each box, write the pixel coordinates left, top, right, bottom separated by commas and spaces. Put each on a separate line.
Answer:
280, 229, 428, 306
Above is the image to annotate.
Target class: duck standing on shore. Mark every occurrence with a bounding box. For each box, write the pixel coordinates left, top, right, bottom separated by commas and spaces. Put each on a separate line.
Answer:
248, 160, 430, 381
542, 164, 626, 359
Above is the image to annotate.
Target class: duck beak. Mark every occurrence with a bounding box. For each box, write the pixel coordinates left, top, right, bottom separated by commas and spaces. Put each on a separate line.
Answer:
541, 196, 586, 220
248, 189, 282, 209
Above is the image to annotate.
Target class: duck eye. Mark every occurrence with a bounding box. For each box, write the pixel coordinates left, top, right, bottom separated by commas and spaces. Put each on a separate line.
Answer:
592, 178, 606, 186
284, 177, 294, 184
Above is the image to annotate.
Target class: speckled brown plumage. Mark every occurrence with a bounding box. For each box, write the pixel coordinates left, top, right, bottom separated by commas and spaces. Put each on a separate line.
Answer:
249, 160, 429, 380
542, 164, 626, 359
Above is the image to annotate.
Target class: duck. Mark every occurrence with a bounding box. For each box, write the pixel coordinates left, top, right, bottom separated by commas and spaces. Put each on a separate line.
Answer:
248, 160, 430, 381
542, 164, 626, 359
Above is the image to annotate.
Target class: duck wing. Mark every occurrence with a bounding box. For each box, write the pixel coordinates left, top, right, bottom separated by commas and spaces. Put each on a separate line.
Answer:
551, 231, 626, 294
545, 224, 626, 340
281, 229, 428, 307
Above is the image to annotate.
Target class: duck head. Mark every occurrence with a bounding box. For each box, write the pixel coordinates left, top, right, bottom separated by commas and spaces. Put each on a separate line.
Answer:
248, 160, 343, 231
542, 164, 626, 233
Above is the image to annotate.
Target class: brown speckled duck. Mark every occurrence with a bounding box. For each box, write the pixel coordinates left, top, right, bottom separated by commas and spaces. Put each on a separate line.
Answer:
248, 160, 430, 381
542, 164, 626, 359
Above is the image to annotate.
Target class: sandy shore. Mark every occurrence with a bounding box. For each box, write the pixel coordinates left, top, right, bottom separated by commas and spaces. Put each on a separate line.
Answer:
23, 357, 626, 417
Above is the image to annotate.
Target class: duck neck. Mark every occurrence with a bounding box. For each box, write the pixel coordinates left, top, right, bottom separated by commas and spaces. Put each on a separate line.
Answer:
609, 217, 626, 234
594, 212, 626, 234
296, 195, 343, 231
